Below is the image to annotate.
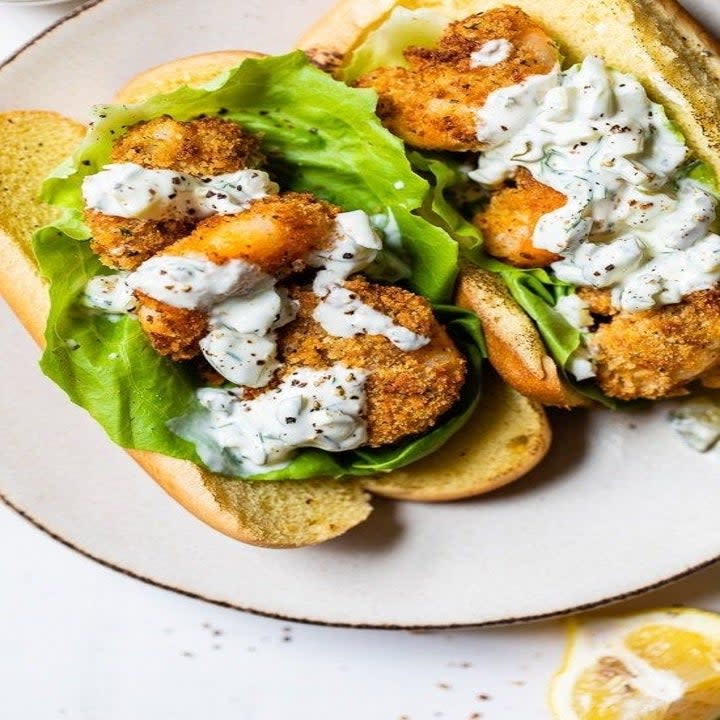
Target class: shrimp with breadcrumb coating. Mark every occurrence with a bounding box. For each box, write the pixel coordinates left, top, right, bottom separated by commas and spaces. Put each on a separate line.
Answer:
357, 6, 558, 151
473, 168, 564, 268
110, 115, 264, 176
582, 288, 720, 400
357, 7, 566, 267
85, 116, 265, 269
135, 192, 338, 360
279, 277, 467, 446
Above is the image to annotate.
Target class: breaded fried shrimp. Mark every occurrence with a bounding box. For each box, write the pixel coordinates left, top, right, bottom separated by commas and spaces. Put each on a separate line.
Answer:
85, 116, 265, 269
160, 192, 337, 274
280, 278, 467, 446
700, 365, 720, 389
588, 289, 720, 400
85, 210, 194, 270
136, 296, 209, 361
357, 6, 558, 151
576, 288, 618, 318
134, 193, 338, 360
110, 116, 264, 175
474, 168, 564, 268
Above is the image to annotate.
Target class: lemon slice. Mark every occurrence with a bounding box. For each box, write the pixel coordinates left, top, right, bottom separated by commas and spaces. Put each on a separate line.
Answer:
549, 608, 720, 720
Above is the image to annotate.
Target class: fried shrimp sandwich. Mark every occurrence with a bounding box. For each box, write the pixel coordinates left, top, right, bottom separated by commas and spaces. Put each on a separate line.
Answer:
3, 51, 550, 546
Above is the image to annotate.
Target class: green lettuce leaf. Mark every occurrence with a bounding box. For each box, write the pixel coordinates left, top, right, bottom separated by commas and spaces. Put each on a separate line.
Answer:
681, 160, 720, 198
341, 6, 449, 83
35, 51, 483, 480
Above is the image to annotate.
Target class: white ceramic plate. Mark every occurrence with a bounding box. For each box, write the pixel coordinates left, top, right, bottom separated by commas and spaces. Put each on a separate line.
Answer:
2, 0, 720, 629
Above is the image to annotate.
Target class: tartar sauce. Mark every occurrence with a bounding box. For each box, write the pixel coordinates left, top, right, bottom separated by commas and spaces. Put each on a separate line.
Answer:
310, 210, 430, 351
200, 288, 298, 388
82, 162, 278, 221
126, 253, 292, 386
470, 56, 720, 312
470, 38, 513, 68
669, 397, 720, 452
554, 294, 595, 380
84, 272, 137, 314
127, 254, 271, 310
173, 365, 368, 475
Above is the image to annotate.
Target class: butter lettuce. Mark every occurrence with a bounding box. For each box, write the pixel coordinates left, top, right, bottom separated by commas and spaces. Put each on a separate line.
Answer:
342, 6, 449, 83
682, 160, 720, 198
35, 51, 484, 480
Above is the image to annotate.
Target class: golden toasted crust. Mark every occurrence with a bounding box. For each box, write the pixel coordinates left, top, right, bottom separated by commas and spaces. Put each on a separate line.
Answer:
115, 50, 266, 104
0, 111, 85, 342
85, 210, 194, 270
577, 287, 617, 317
136, 295, 208, 361
456, 263, 587, 407
111, 115, 264, 175
589, 288, 720, 400
128, 450, 373, 549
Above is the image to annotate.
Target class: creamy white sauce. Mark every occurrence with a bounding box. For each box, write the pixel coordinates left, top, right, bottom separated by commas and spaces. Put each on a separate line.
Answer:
470, 56, 720, 312
370, 209, 403, 249
82, 162, 278, 221
309, 210, 383, 292
177, 365, 368, 475
315, 285, 429, 351
199, 288, 297, 388
127, 254, 271, 310
470, 38, 512, 68
554, 294, 596, 380
84, 272, 137, 314
669, 397, 720, 452
309, 210, 429, 350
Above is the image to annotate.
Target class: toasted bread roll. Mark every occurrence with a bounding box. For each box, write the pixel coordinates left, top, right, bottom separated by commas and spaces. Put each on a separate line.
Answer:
0, 111, 85, 342
456, 264, 587, 408
115, 50, 265, 104
0, 106, 372, 549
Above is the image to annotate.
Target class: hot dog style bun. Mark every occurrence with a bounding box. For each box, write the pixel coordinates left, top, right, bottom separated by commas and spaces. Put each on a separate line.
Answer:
298, 0, 720, 407
0, 50, 550, 548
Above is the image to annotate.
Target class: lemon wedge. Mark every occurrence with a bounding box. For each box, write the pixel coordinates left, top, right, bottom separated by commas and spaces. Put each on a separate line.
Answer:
549, 608, 720, 720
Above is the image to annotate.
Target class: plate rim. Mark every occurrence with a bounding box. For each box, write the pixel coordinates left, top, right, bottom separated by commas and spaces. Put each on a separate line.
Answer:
2, 0, 719, 630
6, 486, 720, 629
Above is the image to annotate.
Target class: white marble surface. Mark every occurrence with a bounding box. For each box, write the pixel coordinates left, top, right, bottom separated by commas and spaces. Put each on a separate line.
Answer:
2, 2, 720, 719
